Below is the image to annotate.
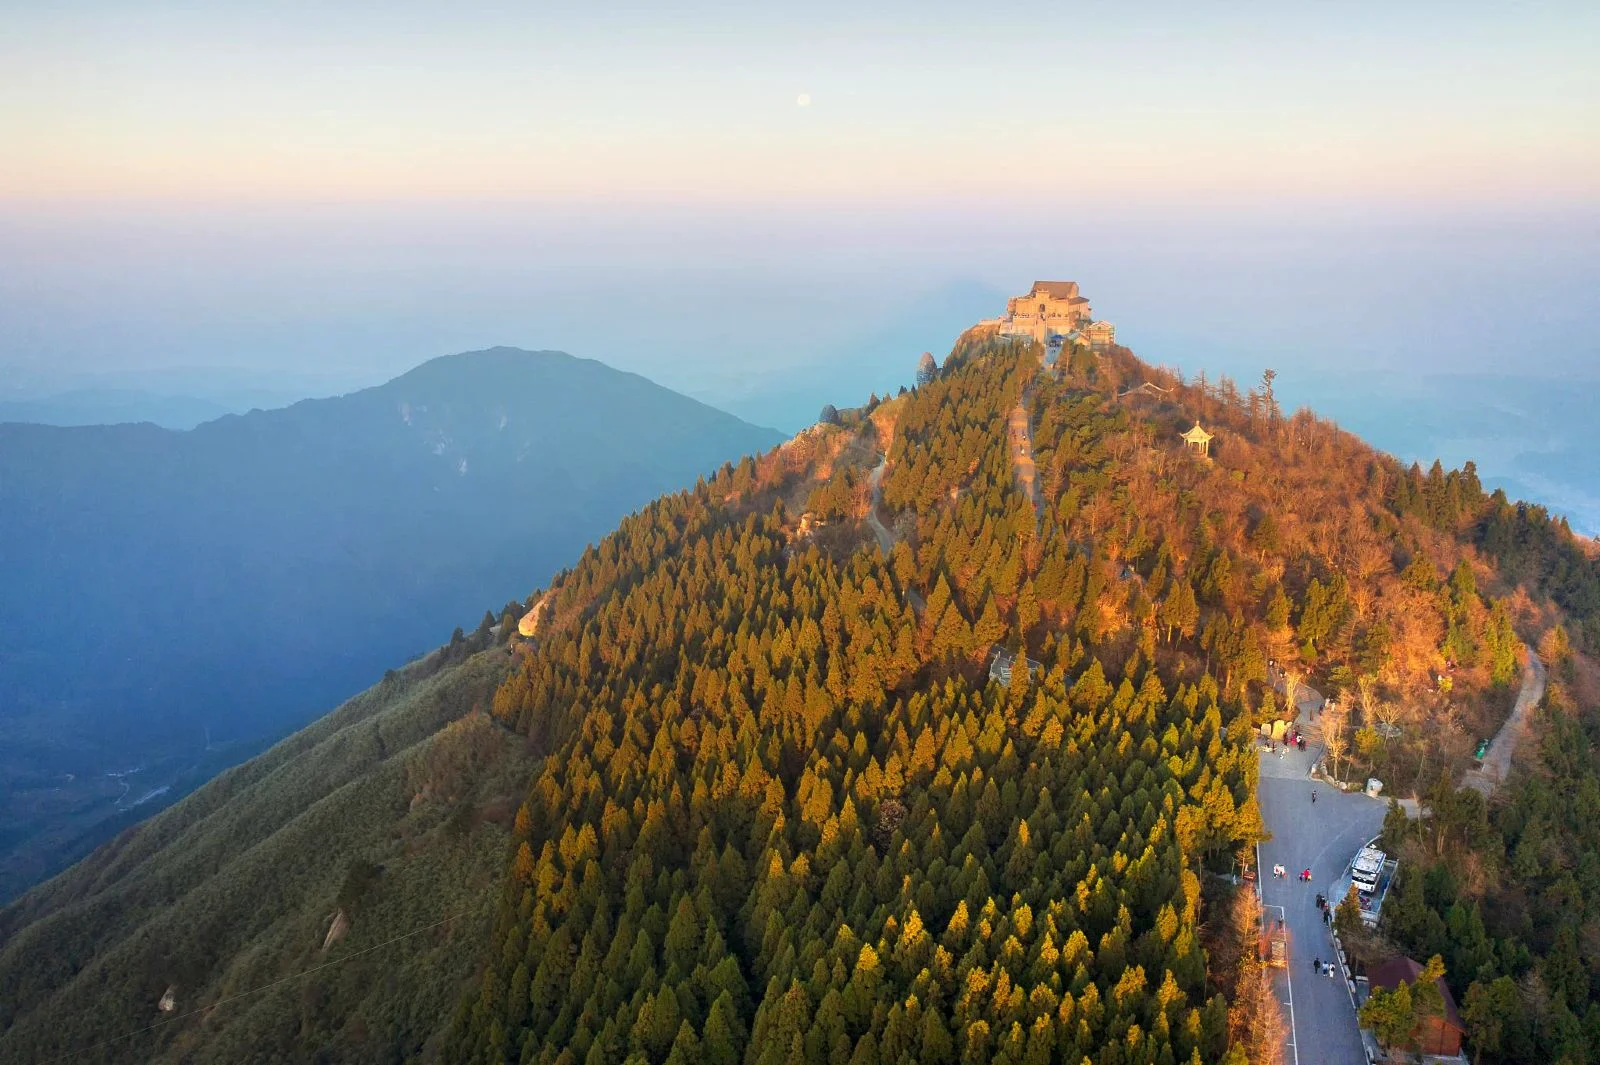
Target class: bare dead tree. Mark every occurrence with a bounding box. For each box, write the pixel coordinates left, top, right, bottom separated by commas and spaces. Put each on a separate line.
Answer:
1283, 669, 1305, 718
1226, 888, 1286, 1065
1322, 701, 1351, 783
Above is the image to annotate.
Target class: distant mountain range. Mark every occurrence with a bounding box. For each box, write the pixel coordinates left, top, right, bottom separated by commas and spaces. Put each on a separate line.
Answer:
0, 386, 312, 430
0, 348, 783, 898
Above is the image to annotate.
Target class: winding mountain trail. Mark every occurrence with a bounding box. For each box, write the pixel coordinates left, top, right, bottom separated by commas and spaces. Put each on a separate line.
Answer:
865, 455, 896, 555
1464, 646, 1546, 797
515, 592, 551, 639
1008, 398, 1040, 513
1266, 643, 1545, 799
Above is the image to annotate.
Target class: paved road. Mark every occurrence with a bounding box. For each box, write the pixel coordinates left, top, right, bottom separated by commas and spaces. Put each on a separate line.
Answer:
1464, 646, 1546, 797
1269, 666, 1327, 720
1258, 740, 1387, 1065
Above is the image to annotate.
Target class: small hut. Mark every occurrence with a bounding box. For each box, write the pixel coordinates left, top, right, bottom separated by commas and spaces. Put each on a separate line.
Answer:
1366, 956, 1466, 1057
1180, 423, 1213, 457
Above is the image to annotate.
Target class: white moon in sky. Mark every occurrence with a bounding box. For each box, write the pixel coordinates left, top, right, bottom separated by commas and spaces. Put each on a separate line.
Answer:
796, 93, 811, 107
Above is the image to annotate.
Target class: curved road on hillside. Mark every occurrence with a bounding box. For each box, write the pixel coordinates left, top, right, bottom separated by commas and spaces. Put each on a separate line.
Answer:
1257, 644, 1545, 1063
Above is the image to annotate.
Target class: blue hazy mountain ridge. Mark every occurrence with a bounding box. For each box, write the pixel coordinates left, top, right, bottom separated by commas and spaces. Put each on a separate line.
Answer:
0, 383, 320, 430
0, 347, 783, 899
0, 389, 240, 430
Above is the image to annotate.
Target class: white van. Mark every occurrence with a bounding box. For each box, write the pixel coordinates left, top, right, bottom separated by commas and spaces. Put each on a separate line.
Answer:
1351, 845, 1384, 894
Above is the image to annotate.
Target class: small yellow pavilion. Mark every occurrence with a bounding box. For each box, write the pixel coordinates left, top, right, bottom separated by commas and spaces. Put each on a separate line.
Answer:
1181, 423, 1213, 457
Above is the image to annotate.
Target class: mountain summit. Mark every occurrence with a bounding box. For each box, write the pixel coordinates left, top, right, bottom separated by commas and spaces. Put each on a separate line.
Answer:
3, 331, 1597, 1065
0, 347, 781, 898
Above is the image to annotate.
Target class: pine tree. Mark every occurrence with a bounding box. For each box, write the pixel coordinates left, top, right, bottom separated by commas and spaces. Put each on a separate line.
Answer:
1161, 578, 1199, 644
1360, 981, 1416, 1050
1333, 884, 1364, 941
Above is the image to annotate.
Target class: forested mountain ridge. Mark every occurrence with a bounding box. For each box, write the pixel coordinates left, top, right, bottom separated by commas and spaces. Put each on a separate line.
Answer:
0, 347, 783, 900
444, 334, 1596, 1065
4, 333, 1598, 1065
0, 633, 529, 1064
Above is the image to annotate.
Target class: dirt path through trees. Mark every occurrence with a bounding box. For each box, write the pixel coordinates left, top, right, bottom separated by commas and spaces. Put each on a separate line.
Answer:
1008, 394, 1041, 515
865, 455, 896, 555
1463, 646, 1545, 797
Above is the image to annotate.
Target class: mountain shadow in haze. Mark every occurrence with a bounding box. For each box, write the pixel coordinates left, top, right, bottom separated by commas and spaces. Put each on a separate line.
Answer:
0, 347, 782, 899
707, 278, 1006, 431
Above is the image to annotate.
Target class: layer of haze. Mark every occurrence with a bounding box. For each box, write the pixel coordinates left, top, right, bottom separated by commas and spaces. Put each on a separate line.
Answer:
2, 1, 1598, 526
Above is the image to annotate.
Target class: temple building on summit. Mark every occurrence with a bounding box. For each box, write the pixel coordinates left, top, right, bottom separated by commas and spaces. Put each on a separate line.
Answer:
981, 281, 1116, 350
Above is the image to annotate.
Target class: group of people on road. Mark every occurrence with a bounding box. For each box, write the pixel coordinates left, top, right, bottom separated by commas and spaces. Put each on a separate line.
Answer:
1310, 956, 1339, 979
1265, 734, 1308, 755
1271, 865, 1313, 882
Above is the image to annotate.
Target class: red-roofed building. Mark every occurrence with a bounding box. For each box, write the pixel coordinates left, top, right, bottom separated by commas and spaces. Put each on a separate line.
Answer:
1367, 956, 1466, 1057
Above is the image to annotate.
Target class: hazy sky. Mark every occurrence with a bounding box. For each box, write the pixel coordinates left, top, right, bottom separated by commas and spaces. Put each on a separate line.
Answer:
4, 1, 1596, 204
1, 1, 1597, 434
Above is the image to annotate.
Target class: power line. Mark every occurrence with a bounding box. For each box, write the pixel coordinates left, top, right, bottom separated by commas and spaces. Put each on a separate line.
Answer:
36, 910, 471, 1065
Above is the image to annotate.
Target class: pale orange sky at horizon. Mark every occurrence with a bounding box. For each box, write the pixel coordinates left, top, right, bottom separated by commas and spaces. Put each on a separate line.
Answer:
3, 2, 1596, 206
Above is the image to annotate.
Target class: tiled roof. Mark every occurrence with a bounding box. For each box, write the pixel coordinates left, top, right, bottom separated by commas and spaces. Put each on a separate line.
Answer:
1029, 281, 1080, 300
1367, 957, 1465, 1032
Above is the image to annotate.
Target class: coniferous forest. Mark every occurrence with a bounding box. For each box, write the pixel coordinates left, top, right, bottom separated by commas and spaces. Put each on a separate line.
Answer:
452, 339, 1260, 1065
448, 332, 1594, 1065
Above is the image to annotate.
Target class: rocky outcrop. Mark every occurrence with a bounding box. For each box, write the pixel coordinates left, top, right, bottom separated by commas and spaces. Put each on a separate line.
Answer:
517, 593, 551, 638
321, 909, 350, 952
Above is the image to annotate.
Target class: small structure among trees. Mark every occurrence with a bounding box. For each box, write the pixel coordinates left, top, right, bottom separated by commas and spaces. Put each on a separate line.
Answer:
1361, 955, 1465, 1058
1180, 422, 1214, 457
986, 645, 1041, 685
